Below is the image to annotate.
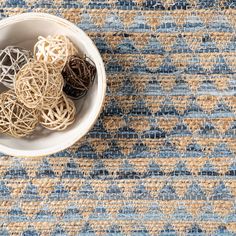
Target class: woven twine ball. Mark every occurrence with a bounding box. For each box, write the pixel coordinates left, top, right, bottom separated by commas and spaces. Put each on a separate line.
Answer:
15, 60, 64, 109
34, 35, 78, 71
40, 94, 76, 131
62, 55, 96, 99
0, 46, 32, 88
0, 90, 38, 138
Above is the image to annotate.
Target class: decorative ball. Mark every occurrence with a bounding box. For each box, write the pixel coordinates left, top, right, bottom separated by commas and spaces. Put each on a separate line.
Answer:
0, 90, 38, 138
0, 46, 32, 88
40, 94, 76, 131
62, 55, 96, 99
34, 35, 78, 71
15, 60, 64, 109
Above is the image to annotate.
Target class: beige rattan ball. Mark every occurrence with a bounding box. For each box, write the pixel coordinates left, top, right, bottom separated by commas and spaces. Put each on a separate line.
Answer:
15, 60, 64, 109
0, 90, 38, 138
40, 94, 76, 131
34, 35, 78, 71
0, 46, 32, 88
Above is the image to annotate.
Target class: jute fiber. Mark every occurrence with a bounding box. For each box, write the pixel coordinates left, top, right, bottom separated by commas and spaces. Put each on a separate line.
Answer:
0, 0, 236, 235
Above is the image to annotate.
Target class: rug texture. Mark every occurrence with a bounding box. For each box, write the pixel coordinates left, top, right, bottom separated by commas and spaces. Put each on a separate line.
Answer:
0, 0, 236, 235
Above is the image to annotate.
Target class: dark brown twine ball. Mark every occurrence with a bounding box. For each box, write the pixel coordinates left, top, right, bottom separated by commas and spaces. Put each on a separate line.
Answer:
62, 55, 96, 99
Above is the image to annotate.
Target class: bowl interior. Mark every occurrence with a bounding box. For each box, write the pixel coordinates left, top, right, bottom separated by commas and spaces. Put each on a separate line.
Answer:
0, 15, 104, 156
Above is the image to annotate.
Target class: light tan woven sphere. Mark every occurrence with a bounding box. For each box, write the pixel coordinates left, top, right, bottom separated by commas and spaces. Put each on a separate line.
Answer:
40, 94, 76, 131
0, 90, 38, 138
15, 60, 64, 109
34, 35, 78, 71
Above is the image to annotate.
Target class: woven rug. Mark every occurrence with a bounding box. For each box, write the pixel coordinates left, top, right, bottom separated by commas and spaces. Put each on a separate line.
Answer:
1, 0, 236, 235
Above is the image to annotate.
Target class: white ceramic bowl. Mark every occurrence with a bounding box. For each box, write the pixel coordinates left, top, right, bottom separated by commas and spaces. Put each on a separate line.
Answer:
0, 13, 106, 157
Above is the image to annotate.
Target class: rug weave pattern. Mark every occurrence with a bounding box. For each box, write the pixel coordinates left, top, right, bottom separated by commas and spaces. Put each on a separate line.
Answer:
0, 0, 236, 235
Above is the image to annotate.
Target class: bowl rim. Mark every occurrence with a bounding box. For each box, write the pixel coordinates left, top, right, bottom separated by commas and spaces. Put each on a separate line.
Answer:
0, 12, 107, 157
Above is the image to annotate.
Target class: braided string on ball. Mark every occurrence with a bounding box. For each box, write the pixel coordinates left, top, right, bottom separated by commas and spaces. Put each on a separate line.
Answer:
40, 94, 76, 131
62, 55, 96, 99
0, 46, 32, 88
0, 90, 38, 138
15, 60, 64, 109
34, 35, 78, 71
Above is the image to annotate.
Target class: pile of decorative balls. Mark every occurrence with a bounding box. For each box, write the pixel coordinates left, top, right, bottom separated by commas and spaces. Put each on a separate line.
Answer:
0, 35, 96, 138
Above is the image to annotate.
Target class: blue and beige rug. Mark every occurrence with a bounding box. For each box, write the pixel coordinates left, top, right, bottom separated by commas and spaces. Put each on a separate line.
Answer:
1, 0, 236, 235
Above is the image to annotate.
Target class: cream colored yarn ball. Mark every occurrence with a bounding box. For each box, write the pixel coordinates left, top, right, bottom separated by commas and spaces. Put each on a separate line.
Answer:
40, 94, 76, 131
15, 60, 64, 109
34, 35, 78, 71
0, 90, 38, 138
